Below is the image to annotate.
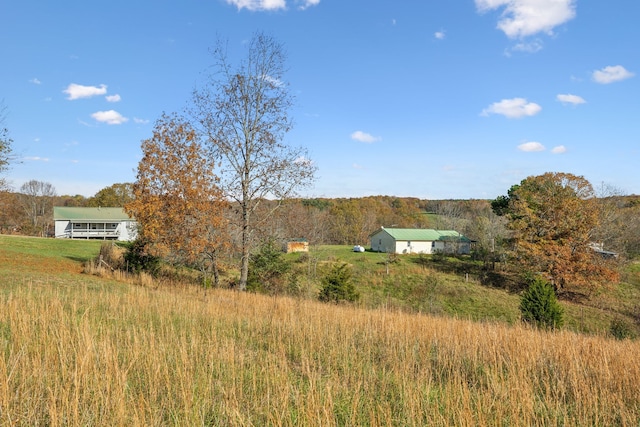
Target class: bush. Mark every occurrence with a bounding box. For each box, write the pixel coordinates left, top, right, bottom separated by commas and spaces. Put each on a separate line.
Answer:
520, 277, 564, 330
123, 238, 160, 275
247, 238, 293, 295
610, 318, 636, 340
319, 263, 359, 303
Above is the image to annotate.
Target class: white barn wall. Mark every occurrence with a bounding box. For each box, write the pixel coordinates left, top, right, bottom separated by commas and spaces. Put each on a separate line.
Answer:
54, 220, 71, 238
396, 241, 433, 254
370, 230, 396, 253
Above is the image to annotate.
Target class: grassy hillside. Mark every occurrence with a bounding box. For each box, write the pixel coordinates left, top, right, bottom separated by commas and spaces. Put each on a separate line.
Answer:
287, 244, 640, 337
1, 235, 639, 425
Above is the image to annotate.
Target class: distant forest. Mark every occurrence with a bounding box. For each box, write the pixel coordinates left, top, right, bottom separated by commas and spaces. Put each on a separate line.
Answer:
2, 181, 639, 260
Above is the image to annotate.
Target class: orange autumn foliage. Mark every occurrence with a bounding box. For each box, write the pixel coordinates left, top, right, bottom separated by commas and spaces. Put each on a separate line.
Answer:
125, 113, 229, 268
506, 172, 619, 295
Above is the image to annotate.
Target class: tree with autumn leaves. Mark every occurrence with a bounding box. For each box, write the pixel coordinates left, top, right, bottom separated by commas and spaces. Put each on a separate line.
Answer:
493, 172, 619, 296
125, 113, 229, 286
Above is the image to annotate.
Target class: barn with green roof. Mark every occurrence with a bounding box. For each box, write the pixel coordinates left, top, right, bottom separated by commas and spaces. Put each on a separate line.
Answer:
369, 227, 471, 255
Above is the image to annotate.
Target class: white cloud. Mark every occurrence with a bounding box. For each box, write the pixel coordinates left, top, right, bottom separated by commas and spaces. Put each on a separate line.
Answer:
351, 131, 381, 143
556, 93, 586, 105
133, 117, 150, 124
29, 78, 41, 85
106, 94, 121, 103
481, 98, 542, 118
352, 163, 364, 170
225, 0, 318, 11
551, 145, 567, 154
225, 0, 286, 11
475, 0, 576, 38
91, 110, 128, 125
297, 0, 319, 10
507, 39, 543, 55
518, 141, 545, 152
24, 156, 50, 162
592, 65, 635, 84
64, 83, 107, 100
434, 31, 446, 40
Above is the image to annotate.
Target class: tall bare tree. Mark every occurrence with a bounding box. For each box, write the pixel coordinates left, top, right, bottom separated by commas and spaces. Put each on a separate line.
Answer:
20, 180, 56, 236
1, 100, 15, 191
192, 32, 316, 290
125, 113, 229, 285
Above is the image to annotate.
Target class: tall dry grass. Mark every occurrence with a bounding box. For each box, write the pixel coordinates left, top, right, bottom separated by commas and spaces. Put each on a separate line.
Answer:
0, 278, 638, 426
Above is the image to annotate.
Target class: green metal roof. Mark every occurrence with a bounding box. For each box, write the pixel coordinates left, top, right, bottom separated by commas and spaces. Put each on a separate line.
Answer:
374, 228, 471, 243
53, 207, 134, 221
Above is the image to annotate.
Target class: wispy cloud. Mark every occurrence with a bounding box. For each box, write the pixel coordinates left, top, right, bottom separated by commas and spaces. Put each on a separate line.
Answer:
106, 94, 121, 103
551, 145, 567, 154
29, 78, 41, 85
225, 0, 319, 11
297, 0, 319, 10
64, 83, 107, 100
351, 131, 381, 143
481, 98, 541, 119
434, 30, 446, 40
133, 117, 150, 124
91, 110, 128, 125
518, 141, 545, 152
506, 39, 543, 56
557, 93, 586, 105
592, 65, 635, 84
475, 0, 576, 39
24, 156, 50, 162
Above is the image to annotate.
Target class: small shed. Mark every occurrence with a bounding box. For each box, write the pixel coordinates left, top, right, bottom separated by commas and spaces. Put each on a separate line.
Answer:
283, 238, 309, 253
53, 207, 137, 241
369, 227, 471, 255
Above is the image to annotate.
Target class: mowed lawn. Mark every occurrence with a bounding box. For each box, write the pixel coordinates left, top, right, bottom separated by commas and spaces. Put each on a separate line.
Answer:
1, 235, 639, 426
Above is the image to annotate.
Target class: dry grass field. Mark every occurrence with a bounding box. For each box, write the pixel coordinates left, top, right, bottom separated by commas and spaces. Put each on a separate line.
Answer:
1, 236, 639, 425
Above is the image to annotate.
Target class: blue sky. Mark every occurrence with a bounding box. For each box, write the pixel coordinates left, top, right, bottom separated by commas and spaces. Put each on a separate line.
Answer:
1, 0, 638, 199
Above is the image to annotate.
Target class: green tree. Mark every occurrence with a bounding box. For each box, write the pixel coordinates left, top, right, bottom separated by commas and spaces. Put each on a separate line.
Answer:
319, 263, 359, 303
246, 238, 292, 294
493, 172, 618, 296
88, 183, 134, 207
520, 276, 564, 330
192, 32, 316, 291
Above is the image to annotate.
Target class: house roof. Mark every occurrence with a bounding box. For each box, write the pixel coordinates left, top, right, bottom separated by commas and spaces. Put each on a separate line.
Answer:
53, 207, 134, 222
371, 227, 471, 243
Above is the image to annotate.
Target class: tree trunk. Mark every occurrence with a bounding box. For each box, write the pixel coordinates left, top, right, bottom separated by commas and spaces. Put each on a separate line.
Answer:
238, 201, 250, 291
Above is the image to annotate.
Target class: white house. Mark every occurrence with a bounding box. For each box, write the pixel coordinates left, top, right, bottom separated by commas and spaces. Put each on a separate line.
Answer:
53, 207, 137, 241
369, 227, 471, 255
